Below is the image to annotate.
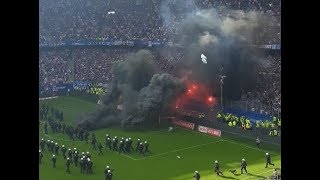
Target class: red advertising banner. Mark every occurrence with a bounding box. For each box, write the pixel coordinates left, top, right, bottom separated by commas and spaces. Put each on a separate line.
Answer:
197, 125, 221, 137
171, 119, 195, 130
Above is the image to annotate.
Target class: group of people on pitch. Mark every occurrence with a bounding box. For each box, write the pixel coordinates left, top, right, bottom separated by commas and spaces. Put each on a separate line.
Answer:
193, 152, 275, 179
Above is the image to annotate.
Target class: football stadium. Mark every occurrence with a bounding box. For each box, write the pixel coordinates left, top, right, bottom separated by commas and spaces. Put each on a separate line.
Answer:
39, 0, 281, 179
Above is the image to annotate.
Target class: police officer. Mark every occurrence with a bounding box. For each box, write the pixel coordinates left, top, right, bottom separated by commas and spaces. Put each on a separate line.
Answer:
144, 141, 150, 154
265, 153, 275, 168
214, 160, 223, 176
106, 137, 112, 150
68, 149, 73, 160
66, 157, 71, 173
136, 139, 141, 152
40, 138, 45, 151
79, 157, 84, 173
47, 140, 51, 151
193, 171, 200, 180
50, 141, 54, 152
98, 142, 104, 155
256, 137, 261, 149
118, 141, 125, 154
128, 137, 133, 151
39, 150, 43, 164
112, 138, 118, 151
74, 151, 79, 167
241, 159, 247, 174
86, 151, 91, 159
106, 170, 113, 180
61, 145, 67, 159
54, 143, 59, 155
87, 158, 93, 174
138, 143, 145, 156
52, 154, 57, 168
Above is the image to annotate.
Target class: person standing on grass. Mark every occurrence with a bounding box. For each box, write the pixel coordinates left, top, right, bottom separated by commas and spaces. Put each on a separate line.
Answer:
52, 154, 57, 168
193, 171, 200, 180
79, 158, 84, 173
106, 138, 112, 150
112, 138, 118, 151
240, 159, 247, 174
73, 151, 79, 167
138, 143, 145, 156
47, 140, 51, 150
118, 141, 125, 154
214, 160, 223, 176
68, 149, 73, 160
144, 141, 150, 154
66, 157, 71, 174
256, 137, 261, 149
92, 137, 97, 150
136, 139, 141, 152
87, 158, 93, 174
61, 145, 67, 159
39, 150, 43, 164
265, 153, 275, 168
128, 137, 134, 151
54, 143, 59, 155
98, 142, 104, 155
44, 122, 48, 134
106, 170, 113, 180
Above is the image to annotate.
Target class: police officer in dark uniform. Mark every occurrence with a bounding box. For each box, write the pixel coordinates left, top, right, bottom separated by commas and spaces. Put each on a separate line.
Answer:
118, 141, 125, 154
193, 171, 200, 180
47, 140, 51, 151
98, 142, 104, 155
265, 153, 275, 168
144, 141, 150, 154
50, 141, 54, 152
66, 157, 71, 173
87, 158, 93, 174
128, 137, 133, 151
74, 151, 79, 167
61, 145, 67, 159
106, 137, 112, 150
136, 139, 141, 152
68, 149, 73, 160
79, 157, 84, 173
241, 159, 247, 174
40, 138, 45, 151
39, 150, 43, 164
52, 154, 57, 168
112, 138, 118, 151
106, 170, 113, 180
214, 160, 223, 176
138, 143, 145, 156
54, 143, 60, 155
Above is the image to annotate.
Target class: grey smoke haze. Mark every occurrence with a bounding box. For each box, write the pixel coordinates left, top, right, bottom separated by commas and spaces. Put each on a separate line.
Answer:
160, 0, 278, 99
77, 50, 185, 130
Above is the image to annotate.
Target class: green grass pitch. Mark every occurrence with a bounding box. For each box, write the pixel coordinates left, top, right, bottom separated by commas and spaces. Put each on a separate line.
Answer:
39, 96, 281, 180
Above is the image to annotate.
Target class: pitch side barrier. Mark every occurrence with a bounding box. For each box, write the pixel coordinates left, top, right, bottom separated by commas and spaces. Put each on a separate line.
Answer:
171, 118, 221, 137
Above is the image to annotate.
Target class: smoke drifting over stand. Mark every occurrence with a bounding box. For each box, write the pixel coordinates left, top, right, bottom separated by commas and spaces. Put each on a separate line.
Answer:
161, 0, 277, 99
77, 1, 279, 130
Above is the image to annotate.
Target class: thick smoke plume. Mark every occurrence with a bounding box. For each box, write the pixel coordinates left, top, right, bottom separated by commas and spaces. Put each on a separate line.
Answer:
77, 50, 185, 130
161, 0, 278, 99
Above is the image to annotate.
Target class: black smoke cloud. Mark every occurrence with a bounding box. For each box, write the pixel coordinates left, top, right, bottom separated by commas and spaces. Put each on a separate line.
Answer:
77, 50, 185, 130
161, 0, 278, 99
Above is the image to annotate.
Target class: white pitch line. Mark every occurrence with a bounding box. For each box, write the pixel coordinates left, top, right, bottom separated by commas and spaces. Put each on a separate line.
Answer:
241, 169, 274, 180
175, 127, 280, 156
136, 140, 223, 160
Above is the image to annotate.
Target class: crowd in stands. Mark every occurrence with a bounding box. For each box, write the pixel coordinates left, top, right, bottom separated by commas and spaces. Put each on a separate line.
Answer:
40, 0, 280, 45
239, 54, 281, 116
217, 112, 281, 136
